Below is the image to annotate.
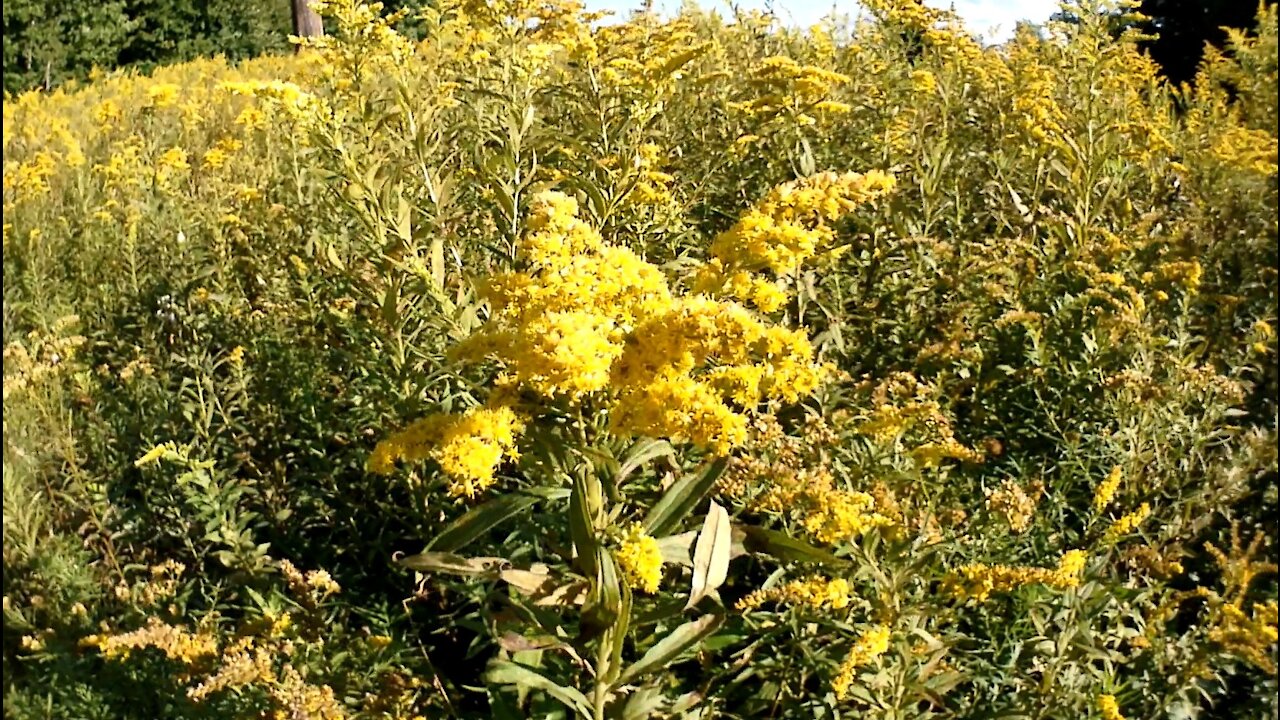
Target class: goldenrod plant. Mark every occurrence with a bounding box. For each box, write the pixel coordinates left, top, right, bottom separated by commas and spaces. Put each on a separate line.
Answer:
3, 0, 1276, 717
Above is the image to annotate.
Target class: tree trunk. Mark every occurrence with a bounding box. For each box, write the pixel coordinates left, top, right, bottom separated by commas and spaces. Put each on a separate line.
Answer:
291, 0, 324, 49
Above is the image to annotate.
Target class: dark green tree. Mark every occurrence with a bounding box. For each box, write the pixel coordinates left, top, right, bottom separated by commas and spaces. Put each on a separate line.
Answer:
2, 0, 136, 93
1049, 0, 1264, 84
1136, 0, 1263, 84
3, 0, 292, 94
115, 0, 292, 71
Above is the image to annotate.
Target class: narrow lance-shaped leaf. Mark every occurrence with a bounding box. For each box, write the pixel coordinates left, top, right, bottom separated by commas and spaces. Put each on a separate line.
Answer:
427, 488, 566, 553
616, 438, 675, 487
739, 525, 849, 567
569, 472, 600, 576
396, 551, 508, 576
615, 613, 724, 686
485, 660, 593, 718
645, 456, 729, 537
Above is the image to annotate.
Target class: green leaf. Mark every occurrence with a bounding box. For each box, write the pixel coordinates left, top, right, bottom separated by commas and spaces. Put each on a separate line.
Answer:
325, 242, 344, 270
686, 501, 732, 610
617, 438, 675, 487
654, 531, 697, 566
739, 525, 849, 567
426, 489, 564, 552
616, 613, 724, 686
485, 660, 594, 717
380, 279, 400, 328
569, 473, 600, 576
430, 236, 445, 290
396, 551, 508, 576
574, 177, 610, 222
619, 686, 667, 720
659, 47, 707, 76
603, 556, 633, 684
645, 457, 729, 537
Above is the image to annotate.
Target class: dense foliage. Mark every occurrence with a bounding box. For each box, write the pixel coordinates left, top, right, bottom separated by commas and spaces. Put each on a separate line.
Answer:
1, 0, 296, 94
3, 1, 1277, 718
1133, 0, 1267, 84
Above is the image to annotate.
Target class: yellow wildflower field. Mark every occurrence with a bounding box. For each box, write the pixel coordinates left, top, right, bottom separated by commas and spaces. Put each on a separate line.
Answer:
3, 0, 1276, 718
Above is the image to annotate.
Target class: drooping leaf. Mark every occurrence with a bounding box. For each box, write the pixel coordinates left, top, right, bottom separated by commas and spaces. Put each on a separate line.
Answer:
686, 501, 732, 610
500, 567, 589, 607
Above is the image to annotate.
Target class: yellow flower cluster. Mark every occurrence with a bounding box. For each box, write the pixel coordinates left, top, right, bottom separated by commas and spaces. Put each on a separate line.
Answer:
601, 143, 678, 210
945, 550, 1089, 602
2, 316, 86, 401
270, 665, 347, 720
610, 297, 827, 451
279, 559, 342, 603
4, 150, 59, 200
702, 170, 896, 279
303, 0, 416, 86
20, 632, 50, 653
219, 79, 324, 126
717, 415, 894, 545
1123, 545, 1185, 579
1008, 44, 1067, 145
733, 55, 853, 125
368, 404, 525, 498
832, 624, 892, 700
456, 191, 670, 399
1209, 599, 1279, 674
800, 488, 895, 545
1103, 503, 1150, 545
593, 15, 709, 96
911, 438, 984, 467
86, 607, 351, 718
146, 83, 181, 108
853, 373, 941, 436
1098, 694, 1126, 720
84, 617, 219, 665
1094, 465, 1124, 513
1155, 260, 1203, 294
736, 576, 853, 613
187, 636, 276, 701
105, 559, 188, 607
1210, 125, 1279, 176
985, 479, 1045, 533
849, 373, 986, 469
451, 189, 829, 456
135, 442, 179, 467
1184, 525, 1280, 673
615, 523, 663, 594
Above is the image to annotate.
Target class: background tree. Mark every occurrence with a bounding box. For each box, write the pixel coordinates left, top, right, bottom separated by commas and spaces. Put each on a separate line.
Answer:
1051, 0, 1263, 84
2, 0, 136, 93
292, 0, 324, 43
3, 0, 291, 94
1136, 0, 1262, 84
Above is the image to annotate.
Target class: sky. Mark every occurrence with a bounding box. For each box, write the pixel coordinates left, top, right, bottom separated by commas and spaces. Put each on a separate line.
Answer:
584, 0, 1063, 43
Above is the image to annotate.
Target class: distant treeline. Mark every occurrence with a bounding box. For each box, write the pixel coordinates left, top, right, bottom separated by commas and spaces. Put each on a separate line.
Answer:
1, 0, 433, 94
0, 0, 1265, 94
